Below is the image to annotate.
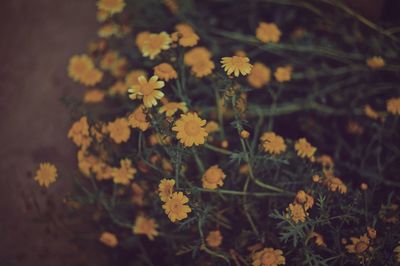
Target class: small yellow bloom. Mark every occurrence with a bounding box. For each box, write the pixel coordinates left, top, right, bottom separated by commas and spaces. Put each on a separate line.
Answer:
252, 247, 286, 266
202, 165, 226, 190
184, 47, 212, 66
125, 70, 147, 87
172, 112, 208, 147
107, 117, 131, 144
159, 101, 187, 117
100, 51, 119, 70
154, 63, 178, 81
34, 163, 57, 188
288, 203, 308, 223
256, 22, 281, 43
191, 58, 215, 78
133, 216, 159, 240
135, 31, 151, 51
221, 56, 253, 77
162, 192, 192, 222
205, 121, 220, 133
84, 89, 105, 103
128, 75, 165, 108
206, 230, 223, 248
325, 176, 348, 194
110, 57, 127, 78
68, 54, 94, 82
260, 132, 286, 155
112, 159, 136, 185
97, 0, 125, 14
99, 232, 118, 247
247, 62, 271, 88
141, 32, 171, 59
158, 178, 175, 202
68, 116, 91, 149
360, 183, 368, 190
295, 138, 316, 159
295, 190, 314, 210
364, 104, 380, 120
98, 23, 120, 38
387, 97, 400, 115
109, 81, 128, 95
80, 68, 103, 86
274, 66, 292, 82
366, 56, 385, 69
345, 234, 370, 254
312, 175, 320, 183
172, 23, 199, 47
310, 232, 326, 247
240, 130, 250, 139
394, 244, 400, 263
128, 105, 150, 131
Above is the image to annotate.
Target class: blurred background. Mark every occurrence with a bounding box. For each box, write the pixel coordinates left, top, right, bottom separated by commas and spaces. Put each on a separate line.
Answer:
0, 0, 396, 265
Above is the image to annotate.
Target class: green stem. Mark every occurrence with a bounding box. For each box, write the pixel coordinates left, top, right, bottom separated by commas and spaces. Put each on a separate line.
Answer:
195, 187, 286, 197
204, 143, 233, 155
192, 148, 205, 173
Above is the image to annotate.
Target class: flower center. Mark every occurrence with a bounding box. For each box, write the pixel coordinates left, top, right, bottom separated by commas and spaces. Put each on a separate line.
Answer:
133, 110, 146, 122
261, 252, 275, 265
147, 36, 164, 50
205, 170, 220, 183
184, 120, 201, 136
170, 200, 181, 212
140, 83, 154, 96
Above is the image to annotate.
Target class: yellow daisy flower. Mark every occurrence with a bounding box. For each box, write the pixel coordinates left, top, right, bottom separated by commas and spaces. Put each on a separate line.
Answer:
205, 121, 220, 133
84, 89, 105, 103
34, 163, 58, 188
97, 0, 125, 14
80, 68, 103, 86
202, 165, 226, 190
98, 23, 120, 38
68, 116, 91, 149
221, 56, 253, 77
158, 178, 175, 202
112, 159, 137, 185
274, 66, 292, 82
295, 138, 316, 159
153, 63, 178, 81
324, 176, 348, 194
96, 9, 110, 22
125, 70, 147, 87
99, 232, 118, 247
295, 190, 314, 210
206, 230, 223, 248
68, 54, 94, 82
247, 62, 271, 88
287, 202, 308, 223
107, 117, 131, 144
100, 51, 119, 70
159, 101, 188, 117
172, 23, 199, 47
128, 105, 150, 131
172, 112, 208, 147
366, 56, 385, 69
345, 234, 370, 254
133, 216, 159, 240
109, 81, 128, 95
135, 31, 151, 51
387, 97, 400, 115
184, 47, 212, 66
162, 192, 192, 222
260, 132, 286, 155
252, 247, 286, 266
128, 75, 165, 108
310, 232, 326, 247
192, 58, 215, 78
256, 22, 282, 43
141, 32, 172, 59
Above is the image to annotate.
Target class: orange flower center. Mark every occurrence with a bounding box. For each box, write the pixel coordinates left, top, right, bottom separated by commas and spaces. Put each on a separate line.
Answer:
184, 120, 201, 136
205, 170, 221, 183
261, 251, 275, 265
140, 83, 154, 96
133, 110, 146, 122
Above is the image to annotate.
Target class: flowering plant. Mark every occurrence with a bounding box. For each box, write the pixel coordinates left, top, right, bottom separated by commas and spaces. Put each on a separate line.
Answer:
34, 0, 400, 265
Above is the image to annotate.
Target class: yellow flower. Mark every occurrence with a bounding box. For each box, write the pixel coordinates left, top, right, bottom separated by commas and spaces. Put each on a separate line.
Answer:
98, 23, 120, 38
325, 176, 348, 194
80, 68, 103, 86
99, 232, 118, 247
256, 22, 281, 43
206, 230, 223, 248
34, 163, 57, 188
97, 0, 125, 14
112, 159, 137, 185
110, 57, 127, 78
128, 75, 165, 107
394, 244, 400, 263
141, 32, 171, 59
184, 47, 212, 66
364, 104, 380, 120
360, 183, 368, 190
128, 105, 150, 131
162, 192, 192, 222
96, 9, 110, 22
68, 116, 91, 149
274, 66, 292, 82
153, 63, 178, 81
133, 216, 159, 240
221, 56, 253, 77
192, 58, 215, 78
205, 121, 220, 133
172, 112, 208, 147
252, 247, 285, 266
295, 138, 316, 159
345, 234, 370, 254
247, 62, 271, 88
100, 51, 119, 70
109, 81, 128, 95
68, 55, 94, 82
107, 117, 131, 144
125, 70, 147, 87
159, 101, 187, 117
240, 130, 250, 139
387, 97, 400, 115
172, 23, 199, 47
288, 203, 307, 223
366, 56, 385, 69
202, 165, 226, 189
135, 31, 150, 51
310, 232, 326, 247
295, 190, 314, 210
84, 89, 105, 103
260, 132, 286, 155
158, 178, 175, 202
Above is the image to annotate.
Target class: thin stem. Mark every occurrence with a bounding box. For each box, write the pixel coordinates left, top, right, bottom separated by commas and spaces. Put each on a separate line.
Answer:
195, 187, 287, 197
204, 143, 233, 155
192, 148, 205, 173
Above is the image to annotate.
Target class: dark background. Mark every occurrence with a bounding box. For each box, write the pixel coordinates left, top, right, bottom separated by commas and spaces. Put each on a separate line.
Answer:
0, 0, 396, 265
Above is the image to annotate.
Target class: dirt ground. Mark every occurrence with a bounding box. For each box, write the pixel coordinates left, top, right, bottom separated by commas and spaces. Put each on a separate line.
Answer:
0, 1, 108, 265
